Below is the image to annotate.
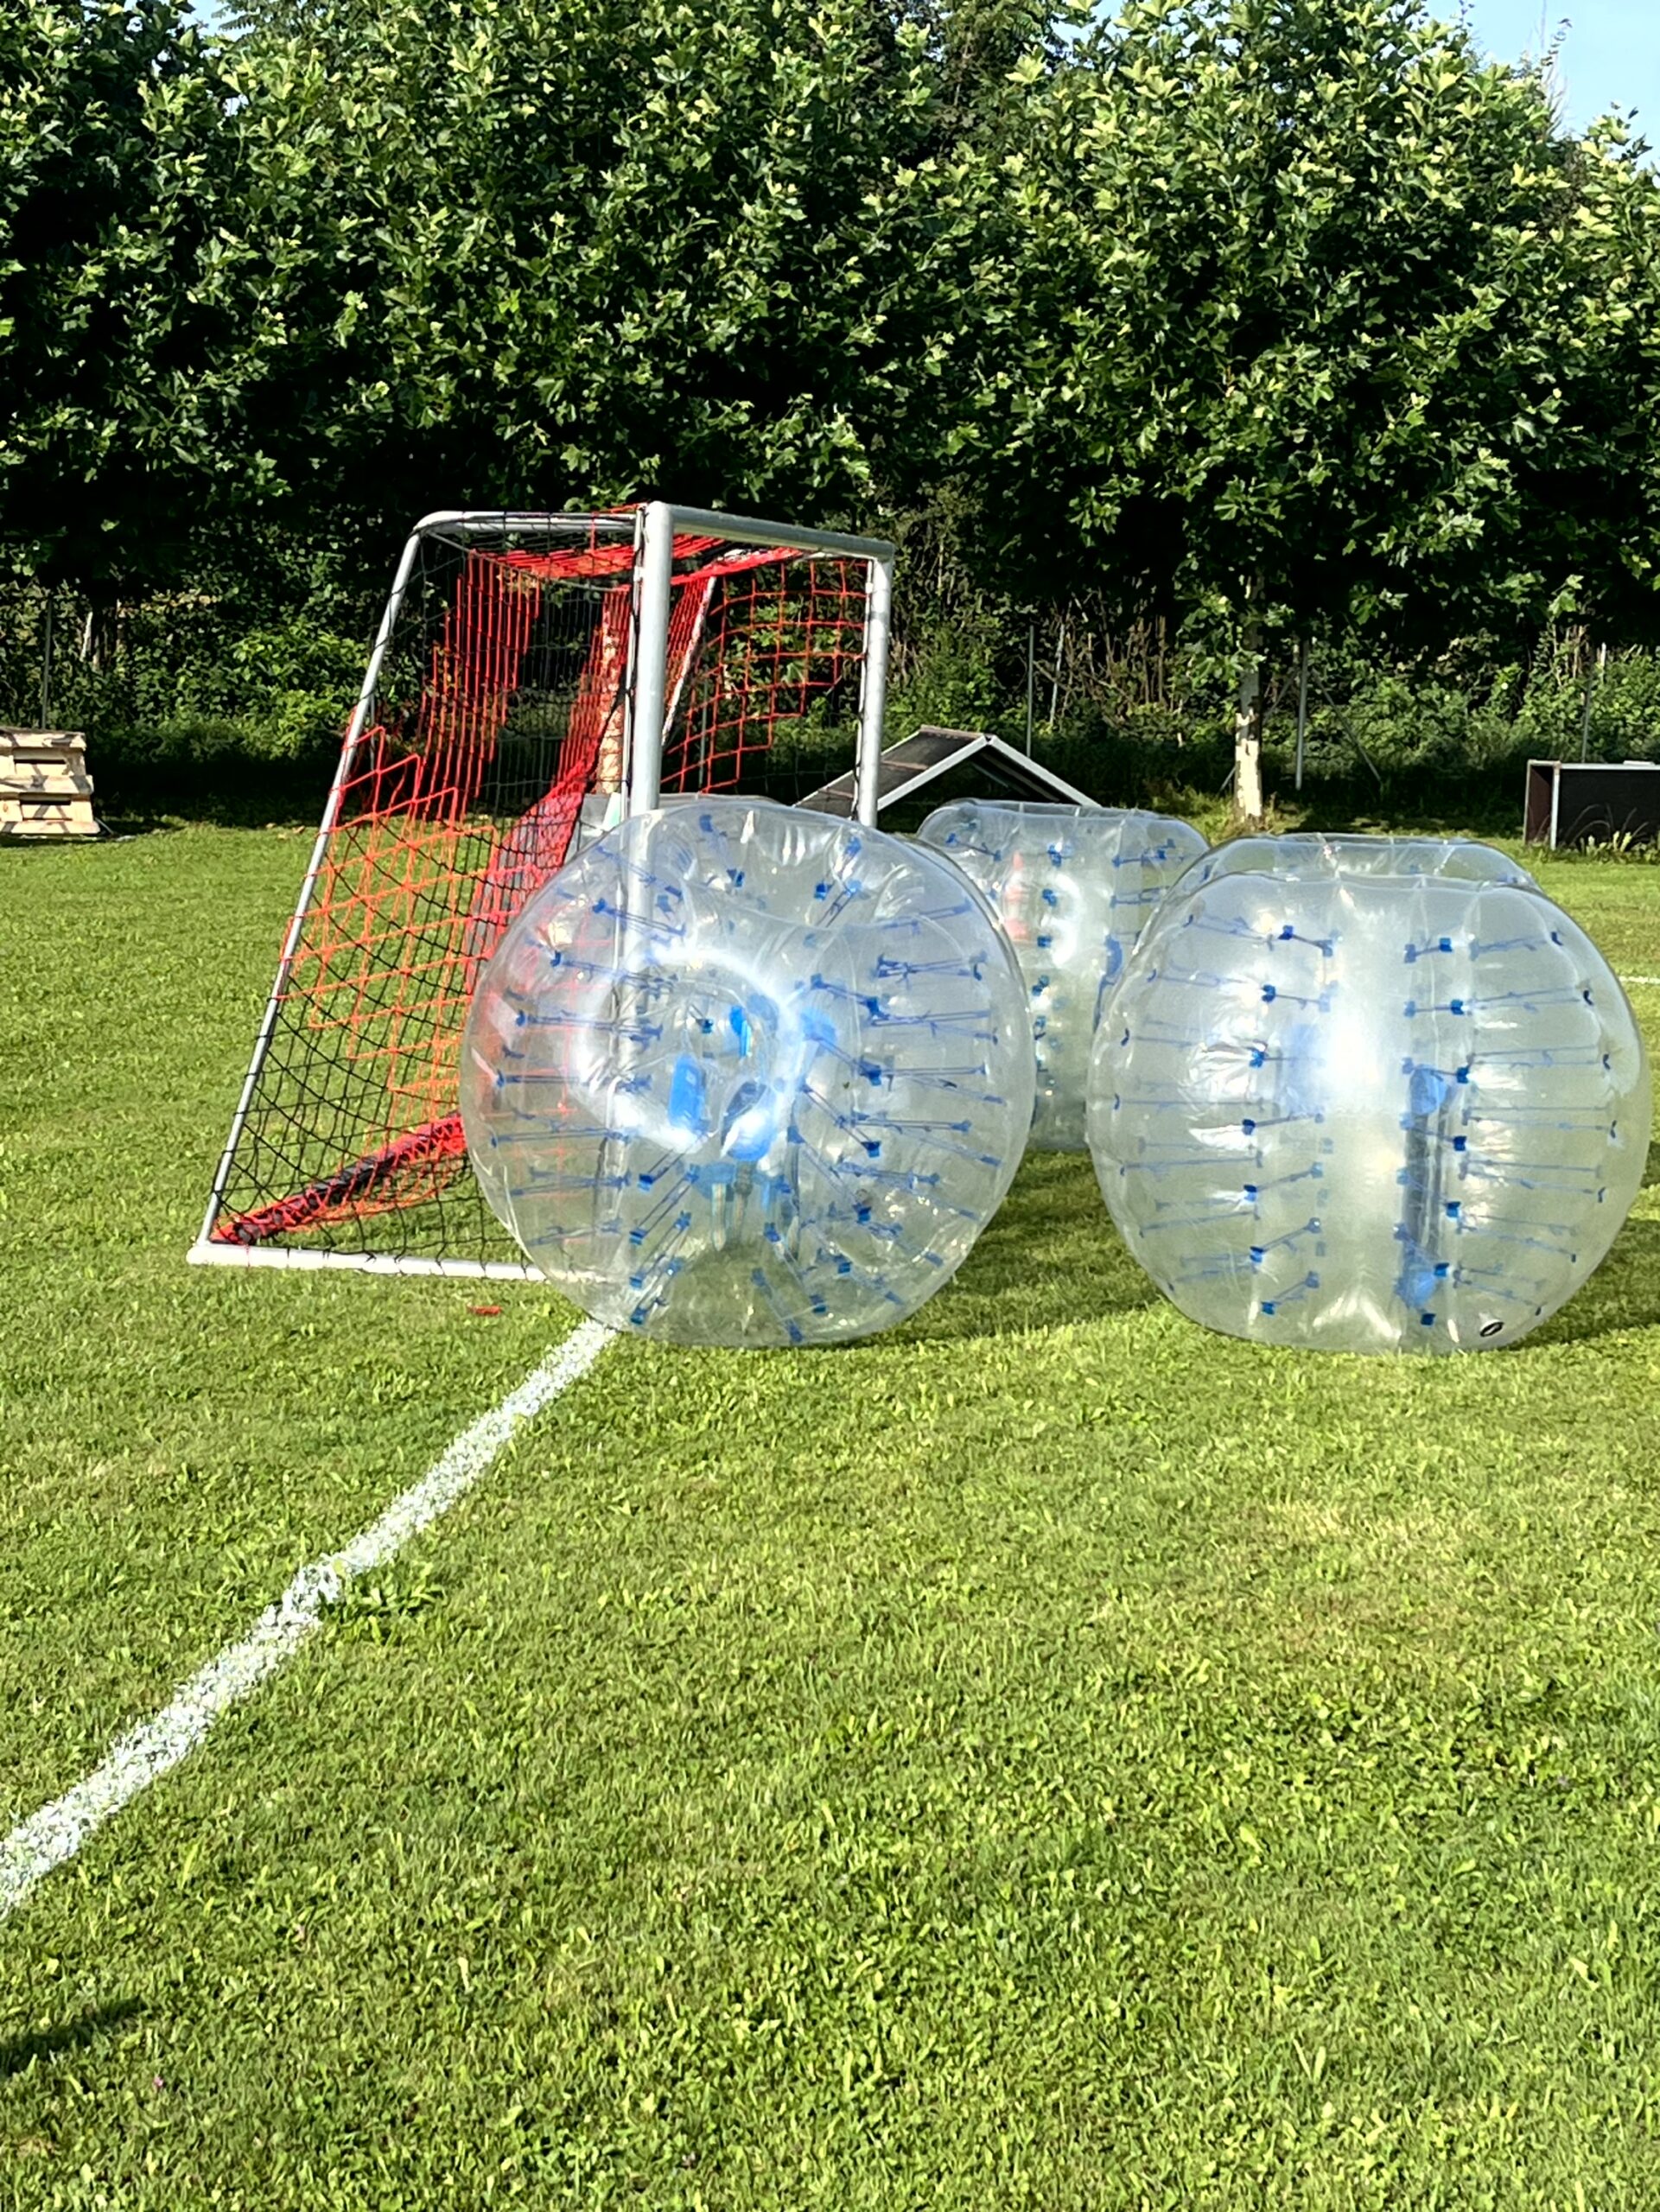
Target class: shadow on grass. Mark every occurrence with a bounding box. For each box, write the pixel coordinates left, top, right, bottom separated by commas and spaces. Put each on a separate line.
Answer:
98, 794, 324, 836
906, 1151, 1157, 1344
916, 1139, 1660, 1351
0, 1999, 143, 2082
1282, 786, 1527, 842
2, 794, 323, 840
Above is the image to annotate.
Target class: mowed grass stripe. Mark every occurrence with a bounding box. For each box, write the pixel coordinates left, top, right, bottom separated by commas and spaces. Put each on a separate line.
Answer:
3, 1206, 1660, 2207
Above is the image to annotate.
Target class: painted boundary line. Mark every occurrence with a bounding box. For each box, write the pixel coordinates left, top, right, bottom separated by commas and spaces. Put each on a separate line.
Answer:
0, 1319, 613, 1925
1620, 975, 1660, 988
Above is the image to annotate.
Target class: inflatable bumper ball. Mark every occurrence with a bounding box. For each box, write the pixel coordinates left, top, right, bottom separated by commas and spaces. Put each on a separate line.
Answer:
919, 800, 1207, 1151
1171, 832, 1540, 895
461, 798, 1037, 1345
1087, 839, 1650, 1353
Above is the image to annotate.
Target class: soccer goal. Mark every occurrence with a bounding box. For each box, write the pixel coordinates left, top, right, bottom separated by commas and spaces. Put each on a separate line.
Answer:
190, 503, 895, 1279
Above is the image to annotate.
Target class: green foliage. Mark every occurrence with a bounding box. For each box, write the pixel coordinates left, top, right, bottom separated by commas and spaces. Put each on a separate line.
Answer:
0, 0, 1046, 594
208, 0, 972, 537
9, 0, 1660, 813
962, 0, 1660, 658
0, 567, 365, 815
90, 705, 341, 819
1259, 638, 1660, 816
1514, 649, 1660, 766
1, 829, 1658, 2204
0, 1, 245, 591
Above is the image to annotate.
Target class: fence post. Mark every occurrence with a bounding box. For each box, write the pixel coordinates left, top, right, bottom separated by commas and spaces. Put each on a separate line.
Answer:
1580, 639, 1605, 762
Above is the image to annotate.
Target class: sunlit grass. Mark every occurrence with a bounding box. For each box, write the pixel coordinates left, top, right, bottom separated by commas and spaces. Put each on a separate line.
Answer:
0, 826, 1657, 2209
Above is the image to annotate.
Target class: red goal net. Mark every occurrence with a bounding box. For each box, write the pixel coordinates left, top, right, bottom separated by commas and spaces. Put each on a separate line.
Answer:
194, 510, 876, 1276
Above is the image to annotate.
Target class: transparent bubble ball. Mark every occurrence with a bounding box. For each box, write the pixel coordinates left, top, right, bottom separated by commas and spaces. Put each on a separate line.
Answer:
461, 798, 1036, 1345
1087, 839, 1650, 1354
918, 800, 1207, 1151
1174, 831, 1540, 893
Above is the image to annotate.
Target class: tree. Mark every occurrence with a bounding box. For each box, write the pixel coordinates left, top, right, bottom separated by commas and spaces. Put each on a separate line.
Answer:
1521, 117, 1660, 658
0, 1, 243, 598
957, 0, 1660, 820
207, 0, 1013, 563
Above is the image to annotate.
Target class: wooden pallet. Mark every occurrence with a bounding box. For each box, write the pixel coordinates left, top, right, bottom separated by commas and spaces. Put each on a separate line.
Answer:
0, 728, 99, 840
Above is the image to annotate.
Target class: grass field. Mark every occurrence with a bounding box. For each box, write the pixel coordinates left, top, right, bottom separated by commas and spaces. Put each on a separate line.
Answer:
3, 824, 1659, 2210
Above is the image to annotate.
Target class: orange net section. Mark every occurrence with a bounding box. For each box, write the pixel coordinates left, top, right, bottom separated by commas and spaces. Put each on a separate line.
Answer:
662, 551, 867, 794
206, 518, 872, 1267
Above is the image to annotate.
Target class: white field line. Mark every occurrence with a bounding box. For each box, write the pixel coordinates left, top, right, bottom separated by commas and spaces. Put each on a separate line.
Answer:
1620, 975, 1660, 988
0, 1318, 612, 1925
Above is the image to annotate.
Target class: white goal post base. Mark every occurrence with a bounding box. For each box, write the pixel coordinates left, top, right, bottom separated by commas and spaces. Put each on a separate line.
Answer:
188, 1239, 541, 1283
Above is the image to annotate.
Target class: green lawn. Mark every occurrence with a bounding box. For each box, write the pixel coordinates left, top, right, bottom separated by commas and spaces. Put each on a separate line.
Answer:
1, 826, 1658, 2209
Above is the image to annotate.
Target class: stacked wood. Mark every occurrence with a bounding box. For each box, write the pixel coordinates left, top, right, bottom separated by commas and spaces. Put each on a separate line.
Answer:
0, 729, 99, 841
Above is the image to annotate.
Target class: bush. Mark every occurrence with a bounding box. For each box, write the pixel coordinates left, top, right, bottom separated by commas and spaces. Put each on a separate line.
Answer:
1512, 653, 1660, 766
0, 582, 365, 819
92, 714, 341, 820
88, 613, 362, 818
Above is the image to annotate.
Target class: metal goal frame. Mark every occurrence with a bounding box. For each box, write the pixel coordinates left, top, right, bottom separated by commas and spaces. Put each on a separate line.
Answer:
188, 501, 896, 1281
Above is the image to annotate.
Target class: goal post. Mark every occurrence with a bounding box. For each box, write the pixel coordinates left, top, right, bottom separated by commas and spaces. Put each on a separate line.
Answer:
190, 503, 896, 1280
626, 502, 894, 820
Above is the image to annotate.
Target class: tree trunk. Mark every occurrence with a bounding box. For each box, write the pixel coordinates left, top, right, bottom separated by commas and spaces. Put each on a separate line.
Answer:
1233, 607, 1264, 826
79, 585, 119, 673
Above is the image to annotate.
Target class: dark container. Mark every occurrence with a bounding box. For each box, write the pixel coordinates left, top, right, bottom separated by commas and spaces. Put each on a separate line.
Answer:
1523, 759, 1660, 848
